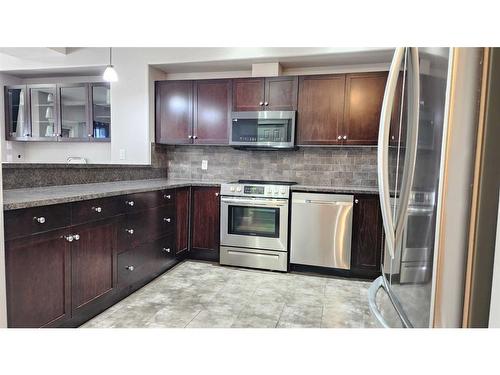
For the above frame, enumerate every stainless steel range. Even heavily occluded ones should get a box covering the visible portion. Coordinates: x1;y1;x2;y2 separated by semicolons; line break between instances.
219;180;296;272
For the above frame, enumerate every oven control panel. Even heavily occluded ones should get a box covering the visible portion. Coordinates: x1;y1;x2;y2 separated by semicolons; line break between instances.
220;183;291;198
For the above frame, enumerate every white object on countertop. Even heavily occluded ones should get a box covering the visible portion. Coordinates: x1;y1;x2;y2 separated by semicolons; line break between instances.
67;157;87;164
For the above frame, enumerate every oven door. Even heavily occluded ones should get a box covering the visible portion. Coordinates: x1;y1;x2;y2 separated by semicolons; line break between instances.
220;196;289;251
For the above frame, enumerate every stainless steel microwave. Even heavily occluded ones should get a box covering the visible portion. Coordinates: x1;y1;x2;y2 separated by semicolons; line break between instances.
229;111;296;149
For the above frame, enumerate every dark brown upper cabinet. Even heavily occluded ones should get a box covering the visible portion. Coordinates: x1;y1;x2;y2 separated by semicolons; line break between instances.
343;72;388;145
193;79;231;144
297;74;346;145
156;79;231;145
232;76;298;111
155;80;193;145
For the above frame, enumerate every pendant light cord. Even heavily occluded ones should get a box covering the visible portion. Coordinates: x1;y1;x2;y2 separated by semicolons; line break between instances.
109;47;112;66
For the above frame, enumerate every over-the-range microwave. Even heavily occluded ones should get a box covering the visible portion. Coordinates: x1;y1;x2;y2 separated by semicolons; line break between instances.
229;111;296;149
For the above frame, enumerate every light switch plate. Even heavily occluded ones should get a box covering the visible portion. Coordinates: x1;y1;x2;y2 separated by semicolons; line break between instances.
201;160;208;170
119;149;126;160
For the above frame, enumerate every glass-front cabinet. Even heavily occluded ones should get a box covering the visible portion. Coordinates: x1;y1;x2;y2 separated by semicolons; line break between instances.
4;85;30;140
4;82;111;142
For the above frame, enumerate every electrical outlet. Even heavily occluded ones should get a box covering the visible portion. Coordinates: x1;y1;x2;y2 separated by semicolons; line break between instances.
119;149;126;160
201;160;208;170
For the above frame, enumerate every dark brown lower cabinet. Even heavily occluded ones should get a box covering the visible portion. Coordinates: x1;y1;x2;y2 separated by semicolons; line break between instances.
5;228;71;328
71;219;117;316
351;194;384;277
176;187;190;255
190;186;220;260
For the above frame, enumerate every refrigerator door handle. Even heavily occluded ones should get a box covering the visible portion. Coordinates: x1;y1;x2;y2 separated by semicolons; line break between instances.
377;47;405;259
395;48;420;245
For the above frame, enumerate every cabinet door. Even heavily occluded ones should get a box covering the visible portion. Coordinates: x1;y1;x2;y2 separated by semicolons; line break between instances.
265;76;298;111
90;83;111;141
191;187;220;257
232;78;265;111
193;79;231;144
297;75;346;145
29;84;59;141
176;187;190;255
351;194;383;275
71;220;117;314
4;85;30;140
155;80;193;144
58;83;90;142
5;229;71;328
343;72;387;145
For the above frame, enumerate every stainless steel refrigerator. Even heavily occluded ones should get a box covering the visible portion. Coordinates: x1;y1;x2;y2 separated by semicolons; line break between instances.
368;47;485;328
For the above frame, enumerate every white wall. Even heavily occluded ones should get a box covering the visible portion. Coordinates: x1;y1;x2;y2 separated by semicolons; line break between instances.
0;47;392;165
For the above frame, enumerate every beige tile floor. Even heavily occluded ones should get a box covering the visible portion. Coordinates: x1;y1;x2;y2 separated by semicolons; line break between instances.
82;260;377;328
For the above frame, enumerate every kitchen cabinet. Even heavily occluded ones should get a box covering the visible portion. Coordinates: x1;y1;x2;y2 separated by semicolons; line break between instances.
4;82;110;142
190;186;220;260
71;220;117;315
5;228;71;328
232;76;298;111
351;194;384;277
176;187;190;255
155;80;193;144
343;72;388;145
297;74;346;145
193;79;231;144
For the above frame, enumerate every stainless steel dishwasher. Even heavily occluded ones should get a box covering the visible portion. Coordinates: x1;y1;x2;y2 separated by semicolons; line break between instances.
290;192;353;270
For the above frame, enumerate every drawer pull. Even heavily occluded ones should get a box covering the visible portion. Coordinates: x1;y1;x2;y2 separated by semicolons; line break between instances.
162;248;171;253
73;234;80;241
92;206;102;213
164;194;171;200
125;228;134;235
125;200;135;207
64;235;74;242
126;265;135;271
33;216;46;224
163;217;171;223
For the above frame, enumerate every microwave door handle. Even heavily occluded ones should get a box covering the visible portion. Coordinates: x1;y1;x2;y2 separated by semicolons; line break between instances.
395;48;420;246
377;47;406;260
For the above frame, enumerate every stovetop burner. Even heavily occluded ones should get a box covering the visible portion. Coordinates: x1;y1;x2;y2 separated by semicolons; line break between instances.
235;180;298;186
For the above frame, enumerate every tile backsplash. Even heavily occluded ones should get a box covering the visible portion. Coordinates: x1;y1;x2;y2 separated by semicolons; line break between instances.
166;146;378;188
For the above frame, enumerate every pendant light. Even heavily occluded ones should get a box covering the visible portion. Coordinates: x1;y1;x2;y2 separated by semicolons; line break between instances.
103;47;118;82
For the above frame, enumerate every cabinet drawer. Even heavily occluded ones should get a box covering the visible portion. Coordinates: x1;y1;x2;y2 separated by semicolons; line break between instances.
123;189;175;211
4;204;71;240
117;235;176;288
118;205;176;252
71;196;125;225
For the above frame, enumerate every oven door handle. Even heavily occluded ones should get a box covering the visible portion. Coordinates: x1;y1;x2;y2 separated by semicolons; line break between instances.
221;197;288;207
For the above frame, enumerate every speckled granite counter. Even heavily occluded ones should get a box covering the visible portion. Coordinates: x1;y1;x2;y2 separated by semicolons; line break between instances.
3;179;378;211
3;179;223;211
291;185;378;195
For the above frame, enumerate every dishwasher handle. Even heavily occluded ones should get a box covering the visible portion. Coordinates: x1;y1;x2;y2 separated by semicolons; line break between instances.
301;199;353;205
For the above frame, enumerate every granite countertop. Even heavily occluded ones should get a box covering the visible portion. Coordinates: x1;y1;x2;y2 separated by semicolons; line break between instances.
2;179;223;210
2;179;378;211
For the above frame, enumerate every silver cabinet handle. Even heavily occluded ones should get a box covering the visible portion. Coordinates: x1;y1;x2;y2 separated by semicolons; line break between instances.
33;216;46;224
264;102;269;106
193;135;198;139
354;199;359;204
259;101;264;106
125;228;134;234
162;248;171;253
163;194;171;200
125;200;134;207
88;134;93;137
126;265;134;271
92;206;102;213
188;135;193;139
343;135;347;140
215;192;219;197
64;235;74;242
377;47;406;260
163;218;171;223
337;135;342;140
73;234;80;241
